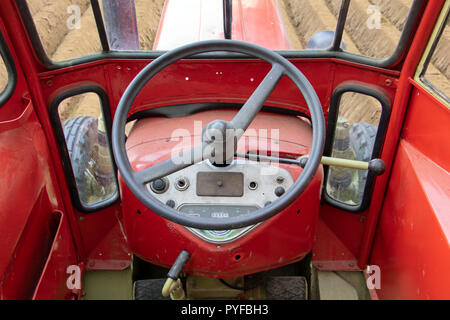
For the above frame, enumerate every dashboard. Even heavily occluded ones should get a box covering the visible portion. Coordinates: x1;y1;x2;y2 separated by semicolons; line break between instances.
146;159;294;243
121;110;321;276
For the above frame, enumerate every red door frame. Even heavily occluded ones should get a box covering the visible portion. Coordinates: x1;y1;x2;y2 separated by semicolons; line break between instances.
357;0;446;268
0;0;86;259
0;9;81;299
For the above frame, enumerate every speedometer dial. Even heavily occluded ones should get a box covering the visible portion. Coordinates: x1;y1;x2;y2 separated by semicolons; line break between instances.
178;204;259;243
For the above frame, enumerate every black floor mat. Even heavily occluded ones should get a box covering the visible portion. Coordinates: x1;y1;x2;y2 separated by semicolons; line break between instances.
134;279;170;300
265;276;307;300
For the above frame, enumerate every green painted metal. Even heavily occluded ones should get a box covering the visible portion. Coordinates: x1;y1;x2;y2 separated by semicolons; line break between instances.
82;267;133;300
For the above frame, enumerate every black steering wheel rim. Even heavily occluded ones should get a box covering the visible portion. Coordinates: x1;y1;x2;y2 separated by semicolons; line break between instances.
112;40;325;230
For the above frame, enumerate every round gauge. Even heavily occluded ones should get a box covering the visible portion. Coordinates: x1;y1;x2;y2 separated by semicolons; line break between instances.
178;204;259;243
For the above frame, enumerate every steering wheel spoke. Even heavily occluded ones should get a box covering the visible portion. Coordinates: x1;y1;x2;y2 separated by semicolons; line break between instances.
231;63;285;136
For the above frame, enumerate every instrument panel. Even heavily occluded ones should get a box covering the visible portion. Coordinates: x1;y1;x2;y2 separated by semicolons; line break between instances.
146;159;294;243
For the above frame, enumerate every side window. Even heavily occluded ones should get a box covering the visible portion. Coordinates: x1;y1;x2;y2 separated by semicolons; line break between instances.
55;91;118;210
0;51;7;94
324;88;390;211
0;31;14;107
420;10;450;105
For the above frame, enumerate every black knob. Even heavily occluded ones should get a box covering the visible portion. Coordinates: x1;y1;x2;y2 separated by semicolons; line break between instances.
275;187;285;197
152;179;167;193
368;159;386;176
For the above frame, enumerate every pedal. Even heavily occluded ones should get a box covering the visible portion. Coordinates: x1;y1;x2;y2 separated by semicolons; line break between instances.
134;279;171;300
265;276;308;300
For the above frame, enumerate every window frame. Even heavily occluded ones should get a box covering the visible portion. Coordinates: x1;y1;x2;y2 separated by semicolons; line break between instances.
50;85;119;213
415;2;450;106
16;0;424;71
0;25;17;107
323;83;391;213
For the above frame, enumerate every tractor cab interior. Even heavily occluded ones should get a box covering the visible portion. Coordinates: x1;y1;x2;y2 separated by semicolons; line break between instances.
0;0;449;300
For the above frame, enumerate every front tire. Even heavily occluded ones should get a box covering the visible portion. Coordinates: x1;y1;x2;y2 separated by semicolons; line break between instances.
349;122;377;199
63;116;115;205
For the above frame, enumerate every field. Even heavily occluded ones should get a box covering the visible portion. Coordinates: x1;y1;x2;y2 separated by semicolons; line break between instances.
0;0;448;125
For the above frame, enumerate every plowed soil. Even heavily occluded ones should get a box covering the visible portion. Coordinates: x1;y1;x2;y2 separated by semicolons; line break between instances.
0;0;447;125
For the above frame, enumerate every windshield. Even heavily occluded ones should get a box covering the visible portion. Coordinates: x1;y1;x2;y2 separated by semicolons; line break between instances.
24;0;418;64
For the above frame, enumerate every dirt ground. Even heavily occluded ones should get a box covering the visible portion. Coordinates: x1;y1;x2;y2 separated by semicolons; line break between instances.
0;60;6;93
0;0;448;125
280;0;449;124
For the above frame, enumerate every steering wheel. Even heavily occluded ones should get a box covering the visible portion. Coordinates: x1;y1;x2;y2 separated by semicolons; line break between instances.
112;40;325;230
